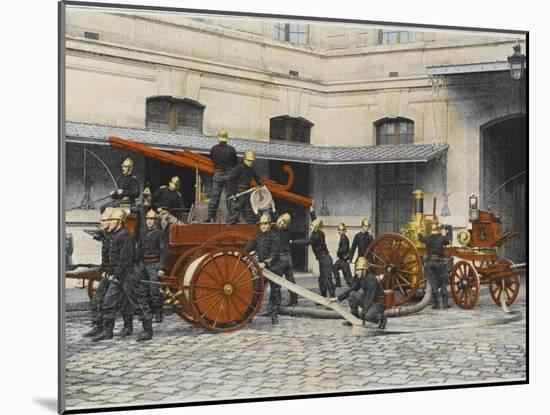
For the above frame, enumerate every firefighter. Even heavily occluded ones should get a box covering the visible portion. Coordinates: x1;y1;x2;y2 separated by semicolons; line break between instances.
206;129;238;223
83;208;114;337
333;223;353;287
137;209;168;323
100;158;140;213
271;213;298;307
226;150;265;224
153;176;184;220
348;218;374;265
245;214;282;324
329;257;387;329
290;202;336;298
419;223;452;309
92;208;153;342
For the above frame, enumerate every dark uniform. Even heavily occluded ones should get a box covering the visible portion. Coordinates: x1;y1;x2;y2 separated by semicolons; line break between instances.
94;227;153;341
100;174;140;213
245;230;281;322
419;232;451;308
333;234;353;287
348;230;374;263
207;142;238;221
291;211;336;298
153;186;184;219
271;227;298;306
337;270;386;326
136;226;168;320
84;230;111;337
226;161;264;224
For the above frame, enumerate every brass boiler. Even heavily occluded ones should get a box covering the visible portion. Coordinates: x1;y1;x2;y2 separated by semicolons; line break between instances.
400;189;439;248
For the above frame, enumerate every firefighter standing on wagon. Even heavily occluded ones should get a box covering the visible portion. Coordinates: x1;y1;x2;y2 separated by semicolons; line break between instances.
290;201;336;299
245;214;282;325
226;150;265;224
100;158;140;213
92;208;154;342
329;257;387;329
136;209;169;323
333;223;353;287
153;176;184;230
206;129;238;223
83;207;114;338
419;223;452;309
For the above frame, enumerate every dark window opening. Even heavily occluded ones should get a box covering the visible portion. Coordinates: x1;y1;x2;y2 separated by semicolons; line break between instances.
146;96;204;133
274;23;309;45
376;163;415;235
270;116;312;144
376;118;414;145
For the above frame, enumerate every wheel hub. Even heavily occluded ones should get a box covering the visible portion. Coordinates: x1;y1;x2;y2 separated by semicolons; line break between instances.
223;284;234;296
386;265;395;273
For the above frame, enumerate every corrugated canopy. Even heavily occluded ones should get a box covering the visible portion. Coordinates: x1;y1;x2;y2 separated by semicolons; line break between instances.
66;122;448;165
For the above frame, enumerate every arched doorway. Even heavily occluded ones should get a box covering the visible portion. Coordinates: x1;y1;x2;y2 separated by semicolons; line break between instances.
480;114;526;262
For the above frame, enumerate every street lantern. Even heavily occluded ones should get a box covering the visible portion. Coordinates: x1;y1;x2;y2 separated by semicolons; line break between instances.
507;44;526;80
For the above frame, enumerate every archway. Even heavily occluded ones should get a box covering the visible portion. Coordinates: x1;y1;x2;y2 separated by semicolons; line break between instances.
480;114;526;262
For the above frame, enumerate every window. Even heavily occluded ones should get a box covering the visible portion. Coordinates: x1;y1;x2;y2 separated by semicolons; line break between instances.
376;118;414;145
270;116;312;144
146;97;204;133
379;30;415;45
273;23;308;45
376;163;415;235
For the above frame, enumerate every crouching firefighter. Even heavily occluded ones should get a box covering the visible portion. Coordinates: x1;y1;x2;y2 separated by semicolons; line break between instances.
92;208;154;342
137;209;168;323
245;214;282;324
329;257;387;329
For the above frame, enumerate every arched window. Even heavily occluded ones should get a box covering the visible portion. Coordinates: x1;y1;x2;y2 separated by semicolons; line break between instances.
270;116;312;144
376;117;414;145
146;96;204;133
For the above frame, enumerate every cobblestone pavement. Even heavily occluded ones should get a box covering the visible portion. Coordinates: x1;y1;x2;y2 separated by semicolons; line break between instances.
64;283;526;411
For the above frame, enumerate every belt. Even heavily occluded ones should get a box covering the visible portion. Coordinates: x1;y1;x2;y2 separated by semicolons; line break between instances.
143;257;160;265
278;250;291;255
428;255;447;261
215;167;232;172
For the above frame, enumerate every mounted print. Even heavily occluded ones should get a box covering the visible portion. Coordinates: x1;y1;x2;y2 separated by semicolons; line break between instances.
59;1;528;413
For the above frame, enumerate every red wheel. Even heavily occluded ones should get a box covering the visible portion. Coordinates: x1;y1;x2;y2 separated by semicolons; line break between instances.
489;259;521;306
186;248;264;332
450;260;480;309
365;233;422;306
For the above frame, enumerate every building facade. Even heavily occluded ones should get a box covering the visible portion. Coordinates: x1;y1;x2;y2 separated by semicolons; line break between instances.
64;7;527;269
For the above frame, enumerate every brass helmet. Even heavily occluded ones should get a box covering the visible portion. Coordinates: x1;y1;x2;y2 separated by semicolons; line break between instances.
145;209;158;220
355;256;370;271
259;213;271;224
121;158;134;169
338;223;347;232
244;150;256;162
277;213;291;229
361;218;371;229
143;186;151;197
217;129;229;142
168;176;180;191
109;207;128;223
311;218;323;232
100;207;114;222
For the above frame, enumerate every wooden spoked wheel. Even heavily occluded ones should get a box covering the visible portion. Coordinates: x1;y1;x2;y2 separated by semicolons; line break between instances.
78;267;102;301
365;233;422;306
185;248;264;333
168;246;207;327
202;231;250;249
488;259;521;306
450;260;480;309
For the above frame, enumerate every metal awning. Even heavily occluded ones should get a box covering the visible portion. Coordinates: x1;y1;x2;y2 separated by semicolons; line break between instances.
65;121;448;165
